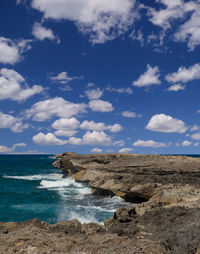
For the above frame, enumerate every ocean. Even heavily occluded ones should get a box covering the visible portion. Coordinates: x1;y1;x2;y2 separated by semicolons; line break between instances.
0;155;131;224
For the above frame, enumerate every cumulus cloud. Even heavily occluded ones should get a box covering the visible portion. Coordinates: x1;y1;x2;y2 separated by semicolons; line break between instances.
26;97;87;121
32;22;60;42
190;133;200;140
82;131;111;146
80;120;106;131
174;8;200;51
33;132;67;146
119;148;133;153
182;140;192;147
89;100;114;112
0;37;31;65
31;0;136;44
52;118;80;130
54;130;77;137
50;71;82;84
146;113;188;133
106;86;133;94
0;143;26;153
122;111;141;118
85;88;103;100
68;137;82;145
167;84;185;91
165;63;200;84
52;118;80;137
80;120;122;133
68;130;111;146
0;68;43;102
133;139;167;148
91;147;103;153
0;111;28;133
133;64;161;87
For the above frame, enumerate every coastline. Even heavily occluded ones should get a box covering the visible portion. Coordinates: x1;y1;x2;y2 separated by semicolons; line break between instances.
1;152;200;253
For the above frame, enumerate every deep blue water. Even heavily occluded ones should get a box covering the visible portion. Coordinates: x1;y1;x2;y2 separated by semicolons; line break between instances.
0;155;131;224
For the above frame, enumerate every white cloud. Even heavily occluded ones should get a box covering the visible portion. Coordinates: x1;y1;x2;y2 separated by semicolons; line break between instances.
54;130;77;137
31;0;136;44
33;132;67;146
82;131;111;146
108;124;123;133
0;143;26;153
32;22;60;43
85;88;103;100
80;120;122;133
190;133;200;140
0;37;31;65
0;111;28;133
146;113;188;133
80;120;106;131
52;118;80;130
167;84;185;91
182;140;192;147
133;139;167;148
119;148;133;153
67;131;111;146
147;0;196;30
190;125;200;132
194;142;199;147
91;147;103;153
114;140;125;147
52;118;80;137
122;111;141;118
165;63;200;83
174;8;200;51
133;64;161;87
0;68;43;102
26;97;87;121
106;86;133;94
68;137;82;145
89;99;114;112
50;71;82;84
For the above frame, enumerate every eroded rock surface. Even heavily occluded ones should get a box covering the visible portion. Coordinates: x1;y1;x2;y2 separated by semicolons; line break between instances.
1;153;200;253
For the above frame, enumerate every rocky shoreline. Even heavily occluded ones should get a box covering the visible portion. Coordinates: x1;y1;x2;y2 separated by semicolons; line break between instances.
1;152;200;253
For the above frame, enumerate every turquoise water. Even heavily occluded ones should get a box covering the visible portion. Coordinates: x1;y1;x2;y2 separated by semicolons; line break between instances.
0;155;130;224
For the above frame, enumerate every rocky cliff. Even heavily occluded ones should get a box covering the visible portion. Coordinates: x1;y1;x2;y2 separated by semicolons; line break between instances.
1;152;200;254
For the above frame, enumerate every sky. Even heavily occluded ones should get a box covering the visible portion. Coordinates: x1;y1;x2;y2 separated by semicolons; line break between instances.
1;0;200;154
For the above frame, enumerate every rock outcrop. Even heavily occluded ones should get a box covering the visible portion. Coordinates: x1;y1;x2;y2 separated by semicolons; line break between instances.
53;152;200;203
1;152;200;253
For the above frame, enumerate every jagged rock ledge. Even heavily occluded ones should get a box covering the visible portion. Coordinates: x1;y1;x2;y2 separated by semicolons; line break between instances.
1;152;200;253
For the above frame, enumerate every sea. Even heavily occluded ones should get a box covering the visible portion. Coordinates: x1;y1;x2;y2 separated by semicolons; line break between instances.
0;155;132;224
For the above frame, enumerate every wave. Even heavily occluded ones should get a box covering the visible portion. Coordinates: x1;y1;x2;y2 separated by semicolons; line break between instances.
39;177;92;202
48;155;56;159
3;173;63;181
68;211;102;224
76;204;116;213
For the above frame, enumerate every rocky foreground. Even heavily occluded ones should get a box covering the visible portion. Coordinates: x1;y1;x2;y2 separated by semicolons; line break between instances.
1;153;200;254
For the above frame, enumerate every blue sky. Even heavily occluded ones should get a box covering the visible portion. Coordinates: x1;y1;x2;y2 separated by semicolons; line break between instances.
1;0;200;154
